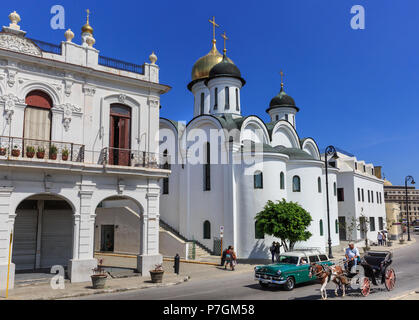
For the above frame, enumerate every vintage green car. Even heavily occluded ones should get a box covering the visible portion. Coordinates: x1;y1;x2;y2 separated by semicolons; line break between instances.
254;250;334;291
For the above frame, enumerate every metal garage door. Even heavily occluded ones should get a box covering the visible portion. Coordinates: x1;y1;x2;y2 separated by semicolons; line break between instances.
40;206;73;268
12;206;38;271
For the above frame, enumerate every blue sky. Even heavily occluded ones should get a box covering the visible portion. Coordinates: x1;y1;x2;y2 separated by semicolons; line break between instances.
3;0;418;185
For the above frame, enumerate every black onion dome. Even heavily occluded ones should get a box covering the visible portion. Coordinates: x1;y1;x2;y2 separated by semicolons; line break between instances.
266;88;299;112
205;54;246;86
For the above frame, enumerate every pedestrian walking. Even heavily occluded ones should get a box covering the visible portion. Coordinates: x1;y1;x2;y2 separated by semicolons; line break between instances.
269;242;276;263
274;241;282;262
377;232;383;246
382;231;387;246
230;246;237;271
224;246;232;270
220;248;227;266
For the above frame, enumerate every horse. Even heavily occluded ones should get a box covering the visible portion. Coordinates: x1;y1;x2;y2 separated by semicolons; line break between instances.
329;264;351;297
309;263;349;299
308;263;331;299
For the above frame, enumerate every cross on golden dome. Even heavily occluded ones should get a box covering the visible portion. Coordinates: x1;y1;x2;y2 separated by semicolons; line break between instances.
82;8;93;34
208;16;219;43
280;70;284;89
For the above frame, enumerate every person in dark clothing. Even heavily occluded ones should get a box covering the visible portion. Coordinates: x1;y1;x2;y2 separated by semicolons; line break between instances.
220;248;228;266
274;242;282;262
270;242;276;263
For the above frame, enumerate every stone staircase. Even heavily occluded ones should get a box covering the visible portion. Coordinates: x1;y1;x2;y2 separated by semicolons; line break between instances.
159;219;215;261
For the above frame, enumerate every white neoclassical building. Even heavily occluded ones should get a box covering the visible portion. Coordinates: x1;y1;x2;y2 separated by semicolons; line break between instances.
0;11;170;289
159;31;341;260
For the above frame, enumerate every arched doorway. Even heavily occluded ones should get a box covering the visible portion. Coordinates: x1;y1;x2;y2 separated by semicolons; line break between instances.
94;196;142;269
12;194;73;272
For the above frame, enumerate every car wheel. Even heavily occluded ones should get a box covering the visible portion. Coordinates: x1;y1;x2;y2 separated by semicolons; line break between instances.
283;277;295;291
259;281;269;288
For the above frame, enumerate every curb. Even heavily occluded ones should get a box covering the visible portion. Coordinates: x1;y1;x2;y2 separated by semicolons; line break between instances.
6;278;188;300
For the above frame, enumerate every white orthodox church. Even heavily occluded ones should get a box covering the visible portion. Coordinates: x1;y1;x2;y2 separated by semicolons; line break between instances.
159;26;342;260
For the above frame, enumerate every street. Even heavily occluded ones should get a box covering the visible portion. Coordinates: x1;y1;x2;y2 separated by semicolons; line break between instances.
69;234;419;300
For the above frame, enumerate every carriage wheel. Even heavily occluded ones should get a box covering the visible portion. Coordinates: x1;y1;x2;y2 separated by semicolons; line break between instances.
361;277;371;297
385;268;396;291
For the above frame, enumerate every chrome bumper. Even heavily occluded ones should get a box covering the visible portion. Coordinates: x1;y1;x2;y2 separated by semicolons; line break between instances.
255;274;287;285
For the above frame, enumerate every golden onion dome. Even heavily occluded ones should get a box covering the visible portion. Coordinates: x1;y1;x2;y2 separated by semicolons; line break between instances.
191;40;233;82
383;179;393;186
82;9;93;34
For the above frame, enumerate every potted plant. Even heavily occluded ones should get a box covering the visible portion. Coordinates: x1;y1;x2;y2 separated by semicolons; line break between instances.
0;147;7;156
36;146;45;159
150;264;164;283
11;145;20;157
62;147;69;161
26;145;35;158
49;144;58;160
91;258;107;289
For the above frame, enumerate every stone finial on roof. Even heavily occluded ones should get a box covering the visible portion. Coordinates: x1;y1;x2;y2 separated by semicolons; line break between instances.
8;11;21;30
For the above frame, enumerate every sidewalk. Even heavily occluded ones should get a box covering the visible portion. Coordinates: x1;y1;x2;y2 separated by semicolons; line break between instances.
0;260;255;300
331;237;416;262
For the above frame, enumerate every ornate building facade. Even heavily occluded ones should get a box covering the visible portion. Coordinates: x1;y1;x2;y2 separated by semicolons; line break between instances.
0;11;170;289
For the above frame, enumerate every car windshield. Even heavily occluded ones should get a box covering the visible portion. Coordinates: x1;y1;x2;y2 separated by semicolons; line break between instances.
278;255;299;264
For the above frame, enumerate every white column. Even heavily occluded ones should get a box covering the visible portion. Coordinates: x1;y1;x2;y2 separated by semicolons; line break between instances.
137;186;163;275
0;187;15;290
68;189;97;283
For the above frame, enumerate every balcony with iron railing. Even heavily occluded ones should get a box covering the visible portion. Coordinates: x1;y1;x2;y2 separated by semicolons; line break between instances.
0;136;169;171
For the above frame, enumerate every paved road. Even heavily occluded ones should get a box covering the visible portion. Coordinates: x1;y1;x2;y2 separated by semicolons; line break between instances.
72;234;419;300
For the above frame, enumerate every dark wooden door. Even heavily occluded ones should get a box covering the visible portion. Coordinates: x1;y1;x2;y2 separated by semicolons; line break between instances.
109;104;131;166
339;216;346;240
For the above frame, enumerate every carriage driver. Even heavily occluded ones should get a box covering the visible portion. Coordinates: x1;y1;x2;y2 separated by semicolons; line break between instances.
345;242;361;273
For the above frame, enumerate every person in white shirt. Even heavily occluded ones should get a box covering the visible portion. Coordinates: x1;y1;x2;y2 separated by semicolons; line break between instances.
377;232;383;246
345;242;360;272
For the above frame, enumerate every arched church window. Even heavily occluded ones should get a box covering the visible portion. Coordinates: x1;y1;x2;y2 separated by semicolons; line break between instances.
320;219;324;236
255;221;264;239
235;88;239;111
214;87;218;110
225;87;230;109
254;171;263;189
200;92;205;114
275;115;279;121
285;114;289;122
204;142;211;191
318;177;322;193
292;176;301;192
24;90;53;149
335;219;339;234
280;172;285;190
162;149;169;195
333;182;337;196
203;220;211;239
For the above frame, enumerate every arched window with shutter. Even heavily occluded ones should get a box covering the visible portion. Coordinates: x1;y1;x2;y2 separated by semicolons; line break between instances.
318;177;322;193
203;220;211;239
280;172;285;190
293;176;301;192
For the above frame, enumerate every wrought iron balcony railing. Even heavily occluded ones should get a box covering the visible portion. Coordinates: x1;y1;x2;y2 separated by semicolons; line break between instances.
0;136;84;162
98;55;144;74
0;137;169;171
99;147;169;169
28;38;62;55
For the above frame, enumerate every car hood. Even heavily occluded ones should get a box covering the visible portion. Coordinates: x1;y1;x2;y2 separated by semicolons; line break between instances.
255;263;297;274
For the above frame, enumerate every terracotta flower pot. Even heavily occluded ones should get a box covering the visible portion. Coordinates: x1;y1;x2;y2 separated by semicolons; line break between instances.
150;270;164;283
0;148;6;156
11;149;20;157
49;153;57;160
36;152;45;159
26;152;35;158
62;154;69;161
91;274;107;289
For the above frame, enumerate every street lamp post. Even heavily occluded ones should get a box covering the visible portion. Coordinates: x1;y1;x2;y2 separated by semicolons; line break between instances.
324;145;337;258
405;175;415;241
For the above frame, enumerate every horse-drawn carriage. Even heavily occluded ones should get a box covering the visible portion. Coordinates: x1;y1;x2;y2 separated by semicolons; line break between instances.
346;250;396;296
309;250;396;299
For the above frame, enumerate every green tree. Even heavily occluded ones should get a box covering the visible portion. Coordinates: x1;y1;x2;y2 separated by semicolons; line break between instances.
255;199;313;251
